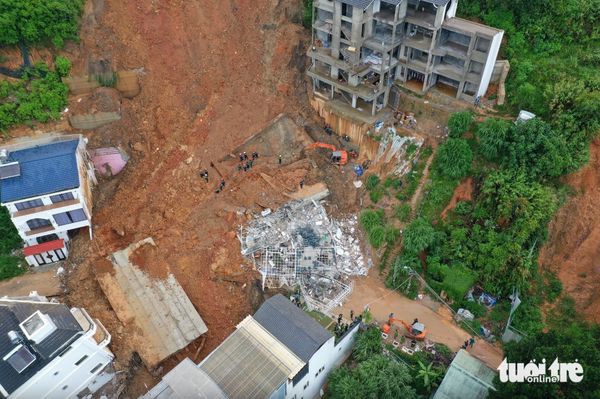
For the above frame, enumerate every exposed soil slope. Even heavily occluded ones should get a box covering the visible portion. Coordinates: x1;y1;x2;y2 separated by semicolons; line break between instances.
539;140;600;323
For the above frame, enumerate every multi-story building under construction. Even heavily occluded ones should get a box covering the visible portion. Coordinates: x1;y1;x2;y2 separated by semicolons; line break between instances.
307;0;504;115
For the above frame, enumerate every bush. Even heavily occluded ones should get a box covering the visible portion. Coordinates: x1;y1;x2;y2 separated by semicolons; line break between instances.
369;187;384;203
384;176;402;189
434;138;473;179
54;56;72;77
0;207;21;254
403;217;436;255
360;209;384;231
353;327;382;361
365;174;381;190
447;111;473;138
0;255;25;280
461;300;488;318
368;225;387;248
441;264;477;302
395;204;412;222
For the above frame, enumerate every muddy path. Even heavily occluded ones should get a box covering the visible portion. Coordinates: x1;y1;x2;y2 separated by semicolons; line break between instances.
333;271;504;369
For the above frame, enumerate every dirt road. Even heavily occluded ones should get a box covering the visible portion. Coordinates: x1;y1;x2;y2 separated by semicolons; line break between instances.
333;271;504;369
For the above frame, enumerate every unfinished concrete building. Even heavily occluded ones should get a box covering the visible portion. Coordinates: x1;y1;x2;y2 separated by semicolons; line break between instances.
308;0;504;115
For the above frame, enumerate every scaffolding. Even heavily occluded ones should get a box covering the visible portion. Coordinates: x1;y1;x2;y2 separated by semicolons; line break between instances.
239;200;369;315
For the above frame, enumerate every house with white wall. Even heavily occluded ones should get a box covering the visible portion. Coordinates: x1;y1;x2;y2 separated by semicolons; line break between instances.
0;134;96;267
142;294;360;399
0;293;114;399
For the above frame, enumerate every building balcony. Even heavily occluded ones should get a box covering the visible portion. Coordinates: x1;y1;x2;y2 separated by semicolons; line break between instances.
471;50;488;63
434;63;465;81
403;34;433;51
433;41;469;59
72;308;111;348
307;66;384;101
313;19;333;34
314;0;333;13
406;57;430;72
25;225;55;237
373;10;402;25
12;199;81;219
405;8;436;29
363;34;403;52
465;70;482;83
308;47;371;76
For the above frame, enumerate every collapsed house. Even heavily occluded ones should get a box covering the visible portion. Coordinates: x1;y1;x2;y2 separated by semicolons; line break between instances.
97;238;208;367
239;200;369;315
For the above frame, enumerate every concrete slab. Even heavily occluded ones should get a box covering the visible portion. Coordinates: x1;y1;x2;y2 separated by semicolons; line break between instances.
98;238;208;367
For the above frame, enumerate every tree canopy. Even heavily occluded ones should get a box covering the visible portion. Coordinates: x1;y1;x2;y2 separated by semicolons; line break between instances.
402;217;436;256
491;322;600;399
433;138;473;179
0;0;84;47
328;354;418;399
447;111;473;138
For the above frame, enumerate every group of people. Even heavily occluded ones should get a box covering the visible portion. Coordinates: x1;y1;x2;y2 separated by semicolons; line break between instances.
238;151;259;172
461;337;476;349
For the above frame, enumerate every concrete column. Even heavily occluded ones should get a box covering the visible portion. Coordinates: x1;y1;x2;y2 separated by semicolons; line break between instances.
365;4;374;38
352;94;357;108
383;87;390;108
350;6;363;44
331;85;335;99
434;5;447;28
457;81;465;98
398;1;407;19
331;66;339;79
331;2;342;59
371;98;377;115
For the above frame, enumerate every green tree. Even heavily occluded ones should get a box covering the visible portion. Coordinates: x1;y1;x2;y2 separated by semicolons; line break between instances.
416;361;442;392
0;0;84;48
447;111;473;138
476;118;510;161
491;323;600;399
352;327;382;362
328;355;418;399
434;139;473;179
0;207;21;254
403;217;436;256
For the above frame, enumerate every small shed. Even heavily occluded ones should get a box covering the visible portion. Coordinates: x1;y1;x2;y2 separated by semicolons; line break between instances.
433;349;497;399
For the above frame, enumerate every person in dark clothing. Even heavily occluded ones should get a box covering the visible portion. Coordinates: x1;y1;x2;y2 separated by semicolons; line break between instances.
412;318;418;326
278;154;282;164
252;151;259;159
242;152;248;160
200;169;208;182
299;179;304;189
239;153;244;162
469;337;475;348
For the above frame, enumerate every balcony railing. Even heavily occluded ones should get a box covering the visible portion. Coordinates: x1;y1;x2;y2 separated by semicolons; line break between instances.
13;199;80;218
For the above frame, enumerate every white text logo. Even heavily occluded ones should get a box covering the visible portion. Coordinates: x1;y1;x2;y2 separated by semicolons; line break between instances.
498;358;583;383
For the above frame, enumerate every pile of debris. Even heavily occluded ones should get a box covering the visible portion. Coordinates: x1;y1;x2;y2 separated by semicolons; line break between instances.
375;126;424;176
238;200;369;315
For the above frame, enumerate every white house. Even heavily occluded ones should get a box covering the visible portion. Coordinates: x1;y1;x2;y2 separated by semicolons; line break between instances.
0;134;96;267
142;294;360;399
0;293;114;399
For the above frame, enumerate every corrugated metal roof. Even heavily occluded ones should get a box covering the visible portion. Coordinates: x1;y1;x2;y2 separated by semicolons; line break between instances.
433;350;496;399
0;300;82;395
199;317;304;399
253;294;332;362
0;140;80;203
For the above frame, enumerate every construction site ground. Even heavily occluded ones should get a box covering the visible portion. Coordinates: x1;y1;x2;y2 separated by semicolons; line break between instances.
1;0;599;396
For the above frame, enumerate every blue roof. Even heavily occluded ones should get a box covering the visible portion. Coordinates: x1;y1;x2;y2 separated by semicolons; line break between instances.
0;140;81;203
254;294;332;362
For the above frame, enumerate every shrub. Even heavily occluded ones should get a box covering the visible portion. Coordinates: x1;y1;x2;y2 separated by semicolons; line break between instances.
369;187;384;203
54;56;72;77
461;300;488;318
366;174;381;190
368;225;387;248
0;255;25;280
441;264;477;302
434;138;473;179
447;111;473;138
360;209;384;231
395;204;411;222
403;217;436;255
